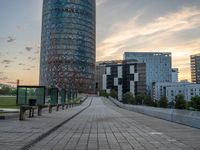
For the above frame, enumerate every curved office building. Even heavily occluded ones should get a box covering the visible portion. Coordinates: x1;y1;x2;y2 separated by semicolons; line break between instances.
40;0;96;93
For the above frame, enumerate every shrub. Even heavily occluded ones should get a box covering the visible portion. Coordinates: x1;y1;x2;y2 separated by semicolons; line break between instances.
159;96;168;108
122;92;135;104
143;94;154;106
191;96;200;111
135;93;146;105
175;94;186;109
110;89;117;99
99;90;109;98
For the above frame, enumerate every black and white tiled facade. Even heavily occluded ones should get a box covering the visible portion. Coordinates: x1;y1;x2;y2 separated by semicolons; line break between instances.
103;61;146;100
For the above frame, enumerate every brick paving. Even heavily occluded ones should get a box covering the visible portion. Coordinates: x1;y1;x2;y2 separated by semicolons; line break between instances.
0;97;91;150
30;97;197;150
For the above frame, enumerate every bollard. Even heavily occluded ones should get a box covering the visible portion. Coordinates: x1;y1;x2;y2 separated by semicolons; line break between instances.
56;105;59;111
49;105;52;113
38;106;42;116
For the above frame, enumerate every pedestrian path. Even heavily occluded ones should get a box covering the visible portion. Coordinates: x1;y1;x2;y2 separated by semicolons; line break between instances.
30;97;197;150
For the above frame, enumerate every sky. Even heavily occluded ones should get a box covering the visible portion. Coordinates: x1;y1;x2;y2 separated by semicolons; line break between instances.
0;0;200;86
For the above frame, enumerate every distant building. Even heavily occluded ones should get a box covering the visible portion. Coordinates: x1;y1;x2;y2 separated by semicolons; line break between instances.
102;60;146;100
153;82;200;102
95;60;123;92
172;68;179;82
191;54;200;84
124;52;172;94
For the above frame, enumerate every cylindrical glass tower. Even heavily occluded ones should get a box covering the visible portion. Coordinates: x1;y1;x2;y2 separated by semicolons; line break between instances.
40;0;96;93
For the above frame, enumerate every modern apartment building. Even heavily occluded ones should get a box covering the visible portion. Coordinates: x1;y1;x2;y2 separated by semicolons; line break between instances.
124;52;172;94
40;0;96;93
191;54;200;84
95;60;123;92
172;68;179;82
153;82;200;102
102;60;146;100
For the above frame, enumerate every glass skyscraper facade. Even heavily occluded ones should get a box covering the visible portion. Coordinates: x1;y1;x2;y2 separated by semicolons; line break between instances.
40;0;96;93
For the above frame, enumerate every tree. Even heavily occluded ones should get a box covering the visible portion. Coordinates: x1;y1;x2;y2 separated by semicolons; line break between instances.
122;92;135;104
135;93;147;105
143;94;154;106
0;85;10;95
159;96;168;108
110;89;117;99
10;88;17;95
99;90;109;98
168;100;175;109
191;96;200;111
175;94;186;109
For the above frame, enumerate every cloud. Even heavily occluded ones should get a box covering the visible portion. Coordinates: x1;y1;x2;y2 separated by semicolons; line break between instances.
23;68;31;71
1;59;13;64
31;66;36;68
7;36;16;42
25;47;32;51
4;65;9;68
28;57;36;61
0;72;3;74
6;81;17;85
34;50;40;54
18;63;26;66
97;7;200;60
0;77;8;81
96;0;107;6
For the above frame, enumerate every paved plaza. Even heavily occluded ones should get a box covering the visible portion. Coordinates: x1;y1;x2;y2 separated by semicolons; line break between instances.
1;97;200;150
31;97;199;150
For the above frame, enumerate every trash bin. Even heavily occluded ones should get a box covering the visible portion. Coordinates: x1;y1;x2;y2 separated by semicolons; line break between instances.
29;99;37;106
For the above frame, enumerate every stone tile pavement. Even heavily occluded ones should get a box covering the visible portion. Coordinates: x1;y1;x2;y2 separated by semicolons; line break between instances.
104;97;200;150
30;97;198;150
0;97;92;150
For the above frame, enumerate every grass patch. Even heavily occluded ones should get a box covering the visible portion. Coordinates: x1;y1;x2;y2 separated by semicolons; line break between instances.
0;96;19;109
66;97;81;104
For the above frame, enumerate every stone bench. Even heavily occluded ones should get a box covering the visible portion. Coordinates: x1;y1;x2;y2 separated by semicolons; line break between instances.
19;105;37;120
19;105;47;120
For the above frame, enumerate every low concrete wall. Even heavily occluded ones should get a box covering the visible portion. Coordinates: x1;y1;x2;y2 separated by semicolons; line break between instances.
109;97;200;129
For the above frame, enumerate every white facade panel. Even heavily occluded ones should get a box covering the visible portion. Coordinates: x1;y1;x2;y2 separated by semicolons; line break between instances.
134;73;139;81
118;85;123;101
106;67;111;75
130;65;135;74
118;66;122;78
130;81;135;96
114;78;118;86
102;74;107;90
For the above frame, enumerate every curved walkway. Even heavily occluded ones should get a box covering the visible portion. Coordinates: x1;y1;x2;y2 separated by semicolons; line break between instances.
30;97;200;150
